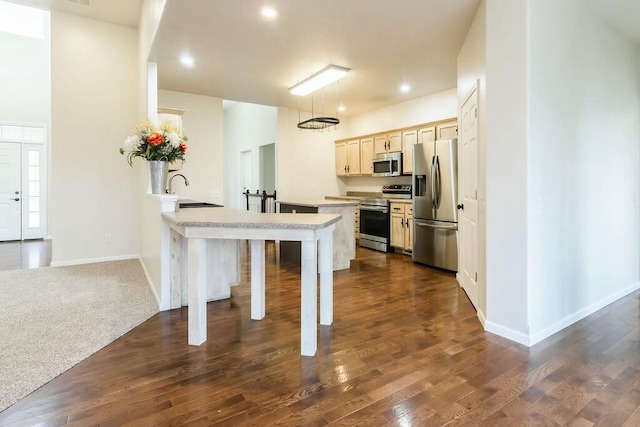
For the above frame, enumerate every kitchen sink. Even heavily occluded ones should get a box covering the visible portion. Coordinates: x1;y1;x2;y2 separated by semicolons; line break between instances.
178;201;223;208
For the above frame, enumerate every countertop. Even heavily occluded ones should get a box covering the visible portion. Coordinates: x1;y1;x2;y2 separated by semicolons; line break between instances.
325;195;413;204
277;199;358;208
162;207;341;230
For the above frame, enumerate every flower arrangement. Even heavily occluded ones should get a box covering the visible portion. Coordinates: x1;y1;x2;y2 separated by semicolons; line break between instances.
120;119;188;166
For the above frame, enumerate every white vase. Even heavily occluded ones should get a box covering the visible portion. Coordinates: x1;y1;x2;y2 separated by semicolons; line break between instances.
149;160;168;194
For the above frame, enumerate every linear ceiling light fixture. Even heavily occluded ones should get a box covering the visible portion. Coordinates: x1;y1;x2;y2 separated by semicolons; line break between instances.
289;65;350;96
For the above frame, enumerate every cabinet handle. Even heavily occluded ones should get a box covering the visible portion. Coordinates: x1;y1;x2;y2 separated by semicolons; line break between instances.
347;165;350;173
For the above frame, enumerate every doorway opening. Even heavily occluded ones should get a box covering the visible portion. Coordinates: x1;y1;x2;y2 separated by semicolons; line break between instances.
0;124;48;242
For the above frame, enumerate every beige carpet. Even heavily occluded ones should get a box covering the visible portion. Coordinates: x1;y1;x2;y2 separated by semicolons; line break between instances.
0;260;159;412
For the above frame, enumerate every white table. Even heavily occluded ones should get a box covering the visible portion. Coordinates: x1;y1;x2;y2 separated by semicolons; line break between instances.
162;207;341;356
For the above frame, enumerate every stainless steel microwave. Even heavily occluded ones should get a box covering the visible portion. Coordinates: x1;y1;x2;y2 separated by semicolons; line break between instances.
372;152;402;177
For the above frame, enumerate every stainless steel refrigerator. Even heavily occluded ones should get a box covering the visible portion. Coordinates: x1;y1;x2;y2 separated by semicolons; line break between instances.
412;138;458;271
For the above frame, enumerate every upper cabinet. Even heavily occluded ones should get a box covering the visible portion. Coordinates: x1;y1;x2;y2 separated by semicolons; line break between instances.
335;142;347;176
418;126;436;144
360;137;374;176
334;117;456;178
374;132;402;154
401;129;418;175
335;139;361;176
436;120;458;140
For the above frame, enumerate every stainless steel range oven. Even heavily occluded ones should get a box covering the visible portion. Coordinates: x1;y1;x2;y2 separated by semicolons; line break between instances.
359;198;390;252
359;184;412;252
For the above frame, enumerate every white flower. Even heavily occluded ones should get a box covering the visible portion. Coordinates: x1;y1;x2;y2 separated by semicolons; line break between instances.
166;132;182;149
123;135;142;151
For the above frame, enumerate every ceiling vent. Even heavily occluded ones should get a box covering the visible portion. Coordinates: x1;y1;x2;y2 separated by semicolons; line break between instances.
66;0;91;6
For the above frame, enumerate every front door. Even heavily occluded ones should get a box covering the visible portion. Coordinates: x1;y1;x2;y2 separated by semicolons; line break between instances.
0;142;22;241
458;84;479;310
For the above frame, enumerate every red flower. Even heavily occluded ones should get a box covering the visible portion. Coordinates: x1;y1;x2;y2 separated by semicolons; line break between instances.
147;132;164;146
180;142;188;154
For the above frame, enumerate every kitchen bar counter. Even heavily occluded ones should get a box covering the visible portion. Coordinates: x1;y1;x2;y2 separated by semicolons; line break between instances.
162;207;341;356
325;195;413;203
277;200;356;270
277;199;358;207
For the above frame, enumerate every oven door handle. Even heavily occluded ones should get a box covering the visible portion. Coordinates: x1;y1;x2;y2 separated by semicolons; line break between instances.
360;206;389;213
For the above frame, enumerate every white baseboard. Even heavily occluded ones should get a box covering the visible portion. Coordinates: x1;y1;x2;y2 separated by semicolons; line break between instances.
477;308;486;327
484;320;530;346
139;258;162;310
484;281;640;347
528;281;640;346
50;254;139;267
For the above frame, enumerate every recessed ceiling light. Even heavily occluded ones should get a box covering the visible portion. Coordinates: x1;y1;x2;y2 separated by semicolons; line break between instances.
261;6;279;19
400;84;411;93
180;55;194;68
338;105;346;112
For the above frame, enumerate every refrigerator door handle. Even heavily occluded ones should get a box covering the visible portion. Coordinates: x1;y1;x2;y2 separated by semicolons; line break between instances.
430;155;437;209
415;221;457;230
435;155;441;209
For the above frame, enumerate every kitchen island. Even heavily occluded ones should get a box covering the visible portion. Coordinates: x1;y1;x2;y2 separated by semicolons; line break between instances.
162;207;341;356
277;199;357;270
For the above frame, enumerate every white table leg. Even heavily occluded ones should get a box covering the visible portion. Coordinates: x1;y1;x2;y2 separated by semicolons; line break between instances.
319;232;333;325
300;240;318;356
188;238;207;345
251;239;265;320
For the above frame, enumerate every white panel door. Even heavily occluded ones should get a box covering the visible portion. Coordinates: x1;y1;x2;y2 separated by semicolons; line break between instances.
459;85;479;310
0;142;22;241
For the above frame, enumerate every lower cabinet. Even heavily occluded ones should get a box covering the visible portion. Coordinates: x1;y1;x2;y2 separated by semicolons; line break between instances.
355;204;360;240
390;203;412;252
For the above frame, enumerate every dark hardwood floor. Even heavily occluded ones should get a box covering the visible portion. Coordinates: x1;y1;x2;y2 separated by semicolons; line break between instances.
2;243;640;425
0;239;51;271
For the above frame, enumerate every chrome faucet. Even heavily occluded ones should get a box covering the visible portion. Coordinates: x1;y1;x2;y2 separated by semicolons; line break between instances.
166;174;190;194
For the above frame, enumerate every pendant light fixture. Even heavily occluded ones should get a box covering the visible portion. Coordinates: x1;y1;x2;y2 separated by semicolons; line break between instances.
290;65;349;131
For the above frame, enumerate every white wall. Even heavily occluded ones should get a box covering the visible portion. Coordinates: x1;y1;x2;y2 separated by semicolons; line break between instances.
0;26;50;125
158;90;224;204
224;102;277;208
276;106;347;201
50;11;139;265
482;0;530;342
346;88;458;136
527;0;640;342
457;0;487;320
0;10;51;236
139;0;167;63
276;89;458;200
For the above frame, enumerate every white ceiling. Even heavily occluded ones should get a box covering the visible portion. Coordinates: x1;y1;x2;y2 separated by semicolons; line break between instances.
150;0;481;116
11;0;143;27
11;0;640;117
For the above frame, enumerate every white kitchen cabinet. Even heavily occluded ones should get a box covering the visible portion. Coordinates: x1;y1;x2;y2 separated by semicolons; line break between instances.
402;129;418;174
405;205;413;252
335;139;361;176
335;142;347;176
390;202;412;252
360;137;374;175
355;204;360;240
374;131;402;154
437;120;458;140
418;126;436;144
346;140;361;175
